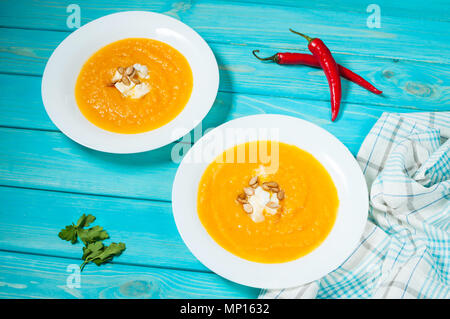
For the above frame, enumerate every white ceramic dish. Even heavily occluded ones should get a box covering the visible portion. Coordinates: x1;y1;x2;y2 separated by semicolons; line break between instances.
41;11;219;153
172;114;368;289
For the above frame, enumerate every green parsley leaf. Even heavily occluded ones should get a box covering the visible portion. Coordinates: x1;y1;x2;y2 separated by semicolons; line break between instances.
59;214;126;272
78;225;109;245
81;242;126;270
82;241;104;260
95;242;126;263
76;214;96;228
58;224;78;244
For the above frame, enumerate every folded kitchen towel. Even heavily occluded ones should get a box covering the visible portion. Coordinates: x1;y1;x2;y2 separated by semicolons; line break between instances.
260;112;450;299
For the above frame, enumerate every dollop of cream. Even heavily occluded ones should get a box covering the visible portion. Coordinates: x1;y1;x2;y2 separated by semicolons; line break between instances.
133;63;150;79
247;186;279;223
112;64;150;99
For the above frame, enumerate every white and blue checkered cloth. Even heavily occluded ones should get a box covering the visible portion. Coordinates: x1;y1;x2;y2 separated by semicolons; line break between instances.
260;112;450;299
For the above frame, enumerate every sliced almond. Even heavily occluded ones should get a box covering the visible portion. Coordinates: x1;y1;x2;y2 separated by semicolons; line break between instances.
109;76;123;86
236;193;248;204
243;203;253;214
249;176;258;186
262;184;271;191
265;181;278;188
243;187;255;196
277;190;285;200
131;76;141;84
121;76;130;86
271;187;280;193
266;201;279;209
125;66;135;76
117;67;124;75
237;198;248;204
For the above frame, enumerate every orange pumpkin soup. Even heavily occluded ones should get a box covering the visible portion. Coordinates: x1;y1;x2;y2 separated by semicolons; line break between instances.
75;38;193;134
197;141;339;263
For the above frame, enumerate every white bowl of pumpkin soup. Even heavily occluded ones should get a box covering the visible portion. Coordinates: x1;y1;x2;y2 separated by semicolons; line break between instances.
42;11;218;153
172;114;368;289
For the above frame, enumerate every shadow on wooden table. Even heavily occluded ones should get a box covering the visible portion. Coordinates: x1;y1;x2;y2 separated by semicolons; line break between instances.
196;51;234;138
72;139;179;166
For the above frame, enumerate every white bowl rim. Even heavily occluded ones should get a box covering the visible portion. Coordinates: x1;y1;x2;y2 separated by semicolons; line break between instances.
41;11;219;154
172;114;369;289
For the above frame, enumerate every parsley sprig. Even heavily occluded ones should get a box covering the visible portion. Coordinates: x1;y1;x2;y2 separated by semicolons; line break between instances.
58;214;126;271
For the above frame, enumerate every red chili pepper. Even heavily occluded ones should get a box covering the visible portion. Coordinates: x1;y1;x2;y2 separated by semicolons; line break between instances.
289;29;341;121
252;50;382;95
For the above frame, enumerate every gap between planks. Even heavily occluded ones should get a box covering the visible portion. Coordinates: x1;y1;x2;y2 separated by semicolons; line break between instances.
0;184;173;204
0;248;214;275
1;19;449;66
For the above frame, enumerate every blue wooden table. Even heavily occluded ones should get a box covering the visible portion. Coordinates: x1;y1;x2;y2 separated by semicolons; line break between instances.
0;0;448;298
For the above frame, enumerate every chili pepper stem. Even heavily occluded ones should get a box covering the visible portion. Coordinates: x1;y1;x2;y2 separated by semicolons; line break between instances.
252;50;278;62
289;28;313;43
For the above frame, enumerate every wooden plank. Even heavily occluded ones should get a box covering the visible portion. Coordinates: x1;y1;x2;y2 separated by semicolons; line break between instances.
0;72;446;177
0;186;205;271
0;127;178;201
0;251;259;298
0;91;431;203
1;29;448;111
0;0;177;30
0;74;56;130
217;46;449;110
0;0;449;63
227;0;450;22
